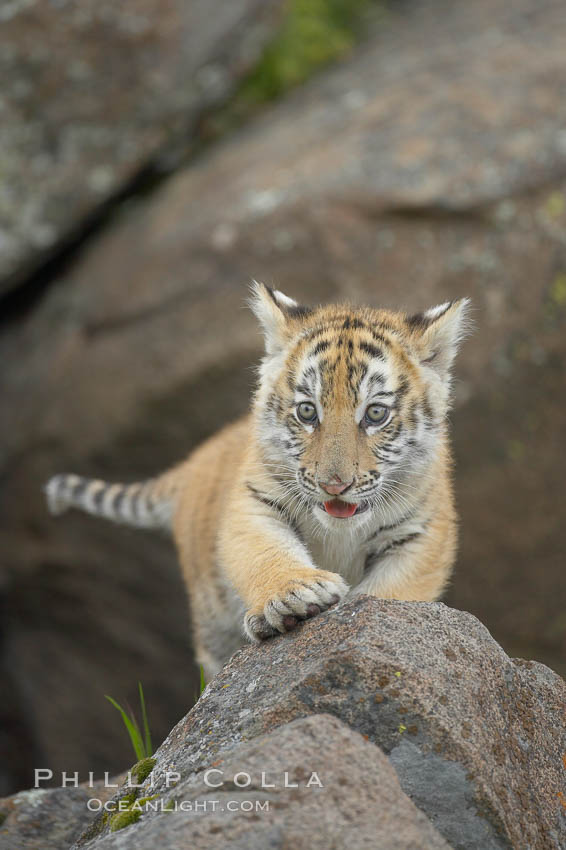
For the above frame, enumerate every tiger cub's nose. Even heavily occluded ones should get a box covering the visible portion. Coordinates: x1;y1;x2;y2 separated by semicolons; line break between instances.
319;477;353;496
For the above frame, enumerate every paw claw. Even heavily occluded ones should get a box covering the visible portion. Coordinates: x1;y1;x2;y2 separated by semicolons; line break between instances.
244;613;278;642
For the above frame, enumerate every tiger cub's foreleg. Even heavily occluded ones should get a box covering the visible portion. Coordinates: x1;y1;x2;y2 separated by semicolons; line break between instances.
217;485;348;642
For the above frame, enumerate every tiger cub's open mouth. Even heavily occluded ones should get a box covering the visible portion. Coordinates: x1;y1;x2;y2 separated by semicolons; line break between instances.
323;499;369;518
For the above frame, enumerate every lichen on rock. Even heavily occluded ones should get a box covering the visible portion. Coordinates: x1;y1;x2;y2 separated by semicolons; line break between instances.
130;757;156;786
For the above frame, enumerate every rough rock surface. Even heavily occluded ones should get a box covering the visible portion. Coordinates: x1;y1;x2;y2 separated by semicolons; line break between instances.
0;0;285;291
76;715;451;850
72;598;566;850
0;777;120;850
2;0;566;794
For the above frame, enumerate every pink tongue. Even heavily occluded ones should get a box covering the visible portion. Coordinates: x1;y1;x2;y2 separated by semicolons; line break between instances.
324;499;358;518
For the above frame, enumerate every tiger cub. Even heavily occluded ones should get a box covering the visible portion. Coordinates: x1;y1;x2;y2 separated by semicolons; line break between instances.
46;283;470;678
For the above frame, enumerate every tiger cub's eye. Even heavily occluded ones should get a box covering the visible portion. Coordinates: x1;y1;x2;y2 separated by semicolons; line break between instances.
365;403;389;426
297;402;317;423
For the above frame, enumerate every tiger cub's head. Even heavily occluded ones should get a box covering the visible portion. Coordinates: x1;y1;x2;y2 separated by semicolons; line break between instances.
250;282;469;527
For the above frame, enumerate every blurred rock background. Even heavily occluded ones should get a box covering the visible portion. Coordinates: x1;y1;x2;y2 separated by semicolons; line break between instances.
1;0;565;796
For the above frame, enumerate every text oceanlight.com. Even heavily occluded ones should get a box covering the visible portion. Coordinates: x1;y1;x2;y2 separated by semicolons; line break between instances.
34;768;324;816
87;798;271;814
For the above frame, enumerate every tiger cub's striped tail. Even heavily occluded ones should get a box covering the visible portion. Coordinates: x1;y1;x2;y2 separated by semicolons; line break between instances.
44;466;182;531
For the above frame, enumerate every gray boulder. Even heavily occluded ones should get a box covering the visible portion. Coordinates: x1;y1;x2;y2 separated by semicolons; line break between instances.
75;715;451;850
73;598;566;850
0;777;122;850
0;0;285;291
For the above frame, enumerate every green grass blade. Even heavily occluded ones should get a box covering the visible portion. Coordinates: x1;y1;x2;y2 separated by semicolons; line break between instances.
125;708;144;759
138;681;153;757
105;694;145;760
200;665;206;695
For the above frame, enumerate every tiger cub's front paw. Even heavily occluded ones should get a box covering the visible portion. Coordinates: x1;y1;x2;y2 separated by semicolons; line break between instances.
243;570;349;643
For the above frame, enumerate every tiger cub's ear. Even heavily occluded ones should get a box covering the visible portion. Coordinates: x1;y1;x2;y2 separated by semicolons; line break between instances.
248;281;311;356
407;298;471;378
